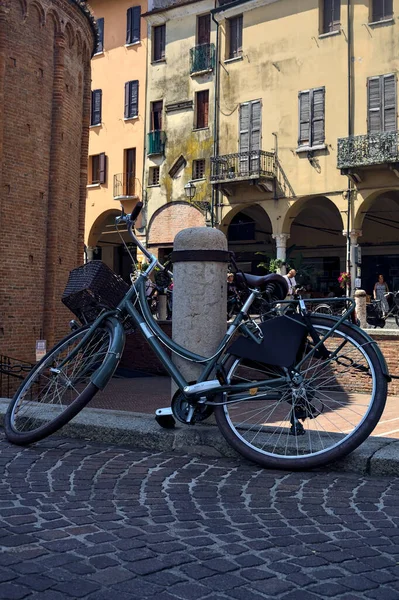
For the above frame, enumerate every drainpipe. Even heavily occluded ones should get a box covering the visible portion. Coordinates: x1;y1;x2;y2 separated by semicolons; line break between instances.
211;7;220;228
346;0;353;295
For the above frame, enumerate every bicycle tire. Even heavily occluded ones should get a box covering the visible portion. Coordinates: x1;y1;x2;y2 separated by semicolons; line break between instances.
395;314;399;328
313;304;333;315
4;321;118;446
214;315;387;470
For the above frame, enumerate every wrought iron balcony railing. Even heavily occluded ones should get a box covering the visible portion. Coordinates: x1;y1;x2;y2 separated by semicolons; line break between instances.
337;131;399;170
147;130;166;156
113;173;139;198
190;43;215;74
211;150;276;183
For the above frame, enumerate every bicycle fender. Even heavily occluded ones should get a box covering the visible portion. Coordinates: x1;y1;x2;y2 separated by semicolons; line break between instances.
91;317;126;390
315;315;391;382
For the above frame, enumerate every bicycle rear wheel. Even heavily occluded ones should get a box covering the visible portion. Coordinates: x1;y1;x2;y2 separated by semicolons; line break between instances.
214;315;387;470
5;321;118;445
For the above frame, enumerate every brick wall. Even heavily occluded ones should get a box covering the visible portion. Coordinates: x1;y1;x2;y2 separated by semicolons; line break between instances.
0;0;94;362
121;325;399;397
148;202;205;247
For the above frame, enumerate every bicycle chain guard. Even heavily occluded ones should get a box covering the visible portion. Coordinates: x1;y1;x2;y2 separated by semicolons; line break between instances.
171;389;214;424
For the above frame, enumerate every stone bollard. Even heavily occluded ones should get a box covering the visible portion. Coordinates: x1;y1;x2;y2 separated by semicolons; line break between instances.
158;294;168;320
354;289;367;329
171;227;228;388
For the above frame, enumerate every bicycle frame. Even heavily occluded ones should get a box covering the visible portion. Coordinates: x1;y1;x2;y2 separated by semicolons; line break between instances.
60;217;381;404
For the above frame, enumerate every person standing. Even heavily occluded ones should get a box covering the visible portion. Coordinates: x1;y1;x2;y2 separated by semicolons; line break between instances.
283;269;297;298
373;274;389;316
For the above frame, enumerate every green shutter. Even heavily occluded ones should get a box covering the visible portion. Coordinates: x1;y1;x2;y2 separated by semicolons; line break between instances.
132;6;141;43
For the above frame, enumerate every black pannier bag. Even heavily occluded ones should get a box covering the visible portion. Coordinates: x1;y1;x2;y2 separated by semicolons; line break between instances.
62;261;130;325
366;303;385;328
228;314;308;368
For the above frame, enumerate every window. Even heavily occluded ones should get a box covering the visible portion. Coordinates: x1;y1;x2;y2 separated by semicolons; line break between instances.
153;24;166;61
149;166;160;186
195;90;209;129
197;14;211;45
96;18;104;53
90;153;106;184
298;87;325;148
227;15;243;59
371;0;393;22
320;0;340;34
368;74;396;133
90;89;102;126
193;159;206;180
169;155;187;178
126;6;141;44
150;101;163;130
124;148;136;195
124;80;139;119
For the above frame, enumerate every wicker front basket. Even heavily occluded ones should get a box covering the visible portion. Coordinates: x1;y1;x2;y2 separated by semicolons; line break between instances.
62;261;130;324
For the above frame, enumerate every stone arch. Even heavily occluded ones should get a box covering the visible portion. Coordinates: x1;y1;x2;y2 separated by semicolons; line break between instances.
65;22;75;49
29;0;45;26
76;30;83;56
282;195;345;235
282;195;347;292
46;8;62;34
354;189;399;295
147;202;205;247
354;188;399;229
221;203;274;274
87;209;122;248
16;0;28;19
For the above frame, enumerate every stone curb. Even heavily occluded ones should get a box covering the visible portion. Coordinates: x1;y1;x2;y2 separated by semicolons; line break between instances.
1;398;398;475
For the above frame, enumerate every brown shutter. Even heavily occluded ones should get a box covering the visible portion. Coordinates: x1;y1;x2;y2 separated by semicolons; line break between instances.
99;152;106;184
383;74;396;132
196;91;208;128
368;76;382;133
311;87;325;145
197;14;211;45
298;91;310;145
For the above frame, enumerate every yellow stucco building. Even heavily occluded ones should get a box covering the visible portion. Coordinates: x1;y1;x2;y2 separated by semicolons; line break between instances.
85;0;147;279
143;0;399;297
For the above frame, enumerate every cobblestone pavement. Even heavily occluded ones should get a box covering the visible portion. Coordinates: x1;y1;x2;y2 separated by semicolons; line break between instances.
1;438;399;600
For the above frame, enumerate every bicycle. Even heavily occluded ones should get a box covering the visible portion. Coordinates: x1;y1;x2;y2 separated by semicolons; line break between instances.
366;293;399;328
4;204;392;470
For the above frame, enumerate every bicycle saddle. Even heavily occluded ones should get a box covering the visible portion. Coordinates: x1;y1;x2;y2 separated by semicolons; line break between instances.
235;272;288;299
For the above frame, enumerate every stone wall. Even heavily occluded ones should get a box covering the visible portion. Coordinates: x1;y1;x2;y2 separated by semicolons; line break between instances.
0;0;96;361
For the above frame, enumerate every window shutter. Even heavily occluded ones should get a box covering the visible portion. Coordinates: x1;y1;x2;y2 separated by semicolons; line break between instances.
130;80;139;117
383;74;396;132
126;7;132;43
124;83;129;118
368;76;382;133
372;0;392;21
250;100;261;152
132;6;141;43
96;18;104;52
99;152;106;184
298;91;311;146
239;102;250;153
312;87;325;145
197;14;211;45
91;89;102;125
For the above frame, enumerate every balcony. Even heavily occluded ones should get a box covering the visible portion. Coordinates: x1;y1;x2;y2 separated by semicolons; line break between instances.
190;43;215;75
113;173;140;199
147;130;166;156
211;151;276;184
337;131;399;174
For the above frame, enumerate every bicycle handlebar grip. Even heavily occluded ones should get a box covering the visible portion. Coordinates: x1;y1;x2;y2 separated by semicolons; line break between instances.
130;202;143;223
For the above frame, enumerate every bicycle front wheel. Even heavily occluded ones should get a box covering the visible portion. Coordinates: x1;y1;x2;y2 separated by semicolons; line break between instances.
5;321;118;445
214;316;387;470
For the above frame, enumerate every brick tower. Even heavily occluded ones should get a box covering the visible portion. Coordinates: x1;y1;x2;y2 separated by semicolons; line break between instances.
0;0;96;362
